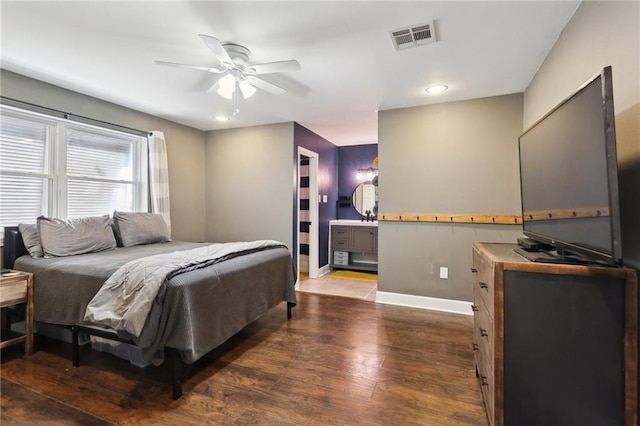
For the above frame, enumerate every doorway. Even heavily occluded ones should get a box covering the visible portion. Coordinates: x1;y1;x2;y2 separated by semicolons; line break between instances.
297;147;319;280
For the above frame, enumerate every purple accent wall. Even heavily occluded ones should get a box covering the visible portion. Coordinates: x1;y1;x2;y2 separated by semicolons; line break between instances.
337;144;378;220
293;123;338;268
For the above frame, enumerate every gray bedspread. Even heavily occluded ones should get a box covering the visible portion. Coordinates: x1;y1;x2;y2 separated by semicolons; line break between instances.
85;240;287;339
14;241;297;364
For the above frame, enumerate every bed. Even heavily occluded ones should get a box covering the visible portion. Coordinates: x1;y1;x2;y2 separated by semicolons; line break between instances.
3;223;296;399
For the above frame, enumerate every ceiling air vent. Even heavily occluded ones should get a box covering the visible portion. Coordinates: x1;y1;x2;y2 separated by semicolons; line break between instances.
389;21;436;51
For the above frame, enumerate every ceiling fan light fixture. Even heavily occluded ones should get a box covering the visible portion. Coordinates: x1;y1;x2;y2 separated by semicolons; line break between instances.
215;115;230;122
217;87;234;99
218;74;236;90
217;74;236;99
238;79;257;99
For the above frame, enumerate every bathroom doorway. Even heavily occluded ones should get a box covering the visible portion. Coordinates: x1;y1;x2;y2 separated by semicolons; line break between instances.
297;147;319;280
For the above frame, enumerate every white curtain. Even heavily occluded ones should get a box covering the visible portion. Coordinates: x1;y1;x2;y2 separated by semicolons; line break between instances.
148;131;171;232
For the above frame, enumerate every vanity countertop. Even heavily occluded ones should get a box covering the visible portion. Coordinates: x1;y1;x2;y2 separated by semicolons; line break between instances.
330;219;378;227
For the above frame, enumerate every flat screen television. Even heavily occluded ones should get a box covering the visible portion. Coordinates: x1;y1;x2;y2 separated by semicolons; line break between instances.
517;66;622;266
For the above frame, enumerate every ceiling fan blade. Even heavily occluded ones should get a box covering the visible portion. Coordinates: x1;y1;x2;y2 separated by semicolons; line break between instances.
198;34;234;67
154;61;225;74
245;60;301;75
245;76;286;96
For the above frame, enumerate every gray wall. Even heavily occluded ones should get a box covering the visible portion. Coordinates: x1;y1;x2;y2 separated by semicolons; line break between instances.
523;1;640;269
0;70;207;244
523;1;639;127
204;123;294;249
378;94;524;302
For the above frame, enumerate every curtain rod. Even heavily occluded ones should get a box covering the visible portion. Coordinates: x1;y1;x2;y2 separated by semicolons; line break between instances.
0;96;152;137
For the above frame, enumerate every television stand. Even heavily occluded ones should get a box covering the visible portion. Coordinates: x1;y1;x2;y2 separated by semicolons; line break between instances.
473;242;637;425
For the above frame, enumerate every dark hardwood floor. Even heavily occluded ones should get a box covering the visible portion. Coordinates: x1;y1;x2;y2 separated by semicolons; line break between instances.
1;292;487;425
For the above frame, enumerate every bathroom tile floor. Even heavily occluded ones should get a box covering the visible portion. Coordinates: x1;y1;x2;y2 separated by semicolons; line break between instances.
296;271;377;301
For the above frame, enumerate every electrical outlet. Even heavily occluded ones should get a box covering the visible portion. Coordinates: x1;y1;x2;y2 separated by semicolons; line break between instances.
439;267;449;279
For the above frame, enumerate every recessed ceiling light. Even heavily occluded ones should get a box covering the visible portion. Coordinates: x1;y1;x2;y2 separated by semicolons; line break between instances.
215;115;230;122
426;84;448;94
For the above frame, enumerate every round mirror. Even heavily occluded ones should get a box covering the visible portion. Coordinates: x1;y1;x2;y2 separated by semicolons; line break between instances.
352;181;378;217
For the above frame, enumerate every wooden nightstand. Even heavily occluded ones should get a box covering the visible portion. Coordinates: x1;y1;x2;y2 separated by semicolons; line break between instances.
0;270;34;355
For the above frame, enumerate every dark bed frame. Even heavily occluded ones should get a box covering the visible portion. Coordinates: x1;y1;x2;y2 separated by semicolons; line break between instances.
3;226;294;399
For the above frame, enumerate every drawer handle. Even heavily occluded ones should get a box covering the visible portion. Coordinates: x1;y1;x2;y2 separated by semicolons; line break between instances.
470;267;478;273
480;376;489;386
479;282;488;289
479;328;488;337
472;342;479;351
471;304;479;312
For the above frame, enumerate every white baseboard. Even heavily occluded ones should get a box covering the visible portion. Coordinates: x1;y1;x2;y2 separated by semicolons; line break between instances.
318;264;331;277
375;291;473;316
296;264;332;288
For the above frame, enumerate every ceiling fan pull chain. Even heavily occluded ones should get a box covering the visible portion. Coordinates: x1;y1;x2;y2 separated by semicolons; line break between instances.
233;81;239;116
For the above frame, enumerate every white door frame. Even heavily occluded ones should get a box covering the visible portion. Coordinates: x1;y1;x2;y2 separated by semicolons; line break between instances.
297;147;319;280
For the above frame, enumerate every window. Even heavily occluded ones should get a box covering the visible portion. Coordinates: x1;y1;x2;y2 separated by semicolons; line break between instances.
0;105;148;241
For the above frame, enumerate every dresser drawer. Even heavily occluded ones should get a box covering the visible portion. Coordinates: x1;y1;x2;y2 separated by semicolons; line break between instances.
475;350;495;424
473;293;494;377
0;278;28;308
473;248;495;320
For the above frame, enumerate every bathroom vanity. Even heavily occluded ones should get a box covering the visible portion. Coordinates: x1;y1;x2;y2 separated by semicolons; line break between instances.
329;220;378;272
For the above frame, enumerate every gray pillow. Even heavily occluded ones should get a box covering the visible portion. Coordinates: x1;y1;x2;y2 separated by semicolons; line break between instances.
113;211;171;247
38;215;117;258
18;223;44;258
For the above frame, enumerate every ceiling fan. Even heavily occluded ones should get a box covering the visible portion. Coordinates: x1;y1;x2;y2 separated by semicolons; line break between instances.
155;34;301;115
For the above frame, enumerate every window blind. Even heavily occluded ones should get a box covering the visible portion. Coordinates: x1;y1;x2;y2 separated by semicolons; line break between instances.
0;114;52;228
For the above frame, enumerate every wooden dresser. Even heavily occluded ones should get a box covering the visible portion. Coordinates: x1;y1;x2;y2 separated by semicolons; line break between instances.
471;242;637;426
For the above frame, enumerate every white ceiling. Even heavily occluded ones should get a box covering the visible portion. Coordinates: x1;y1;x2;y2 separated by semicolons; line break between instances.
0;1;580;146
